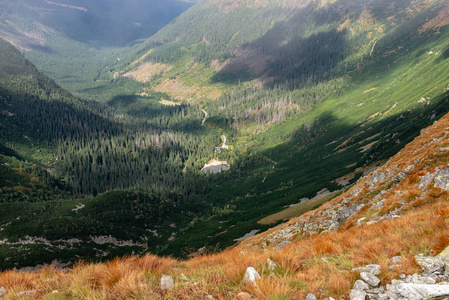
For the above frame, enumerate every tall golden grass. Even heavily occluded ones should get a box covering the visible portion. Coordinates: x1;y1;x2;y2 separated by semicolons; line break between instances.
2;196;445;299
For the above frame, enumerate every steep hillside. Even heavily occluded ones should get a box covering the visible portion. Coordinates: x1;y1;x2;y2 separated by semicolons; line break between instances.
146;0;449;257
0;38;222;268
1;100;449;299
118;0;447;101
0;0;193;48
0;0;194;91
2;0;449;272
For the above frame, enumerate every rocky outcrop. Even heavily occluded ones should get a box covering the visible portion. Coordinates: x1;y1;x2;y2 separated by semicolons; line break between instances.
248;115;449;253
433;166;449;190
360;272;380;287
262;190;366;248
350;246;449;300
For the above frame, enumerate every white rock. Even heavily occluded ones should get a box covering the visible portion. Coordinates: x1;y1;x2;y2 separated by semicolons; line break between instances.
390;256;402;263
160;274;175;290
415;255;445;273
388;264;402;271
422;276;436;284
17;290;37;297
352;264;381;275
360;272;380;287
349;289;366;300
377;294;389;300
386;290;399;300
397;283;449;299
0;287;6;298
366;264;381;275
305;293;317;300
237;292;252;299
242;267;261;285
353;280;369;291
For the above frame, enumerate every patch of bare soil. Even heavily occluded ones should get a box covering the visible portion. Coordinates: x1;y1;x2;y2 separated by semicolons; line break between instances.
123;62;172;83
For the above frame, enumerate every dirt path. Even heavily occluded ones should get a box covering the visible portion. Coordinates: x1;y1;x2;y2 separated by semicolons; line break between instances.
221;135;229;149
201;109;207;125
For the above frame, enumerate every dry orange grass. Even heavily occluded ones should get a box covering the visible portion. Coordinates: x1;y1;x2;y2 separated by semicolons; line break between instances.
0;196;448;299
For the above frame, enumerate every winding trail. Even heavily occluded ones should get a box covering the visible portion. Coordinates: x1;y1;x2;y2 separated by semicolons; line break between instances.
201;109;207;125
221;135;229;149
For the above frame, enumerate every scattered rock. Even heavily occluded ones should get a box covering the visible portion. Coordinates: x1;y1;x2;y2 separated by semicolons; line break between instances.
242;267;261;286
353;249;449;300
434;166;449;190
160;274;175;290
366;264;381;275
179;273;189;282
353;280;369;291
418;169;438;189
267;258;278;271
352;264;381;275
388;264;402;271
305;293;317;300
349;289;366;300
422;276;436;284
205;295;214;299
395;283;449;299
437;245;449;275
392;172;407;183
336;204;366;225
360;272;380;287
17;290;37;297
390;256;402;263
0;287;7;298
237;292;252;299
414;255;445;274
366;286;384;294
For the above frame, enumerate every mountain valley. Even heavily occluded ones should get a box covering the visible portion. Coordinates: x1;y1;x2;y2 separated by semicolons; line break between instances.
0;0;449;298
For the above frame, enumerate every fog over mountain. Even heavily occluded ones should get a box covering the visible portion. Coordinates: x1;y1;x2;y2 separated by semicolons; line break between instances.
0;0;197;92
0;0;195;48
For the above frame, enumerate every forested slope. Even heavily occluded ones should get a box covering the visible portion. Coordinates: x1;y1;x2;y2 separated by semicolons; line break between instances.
0;38;228;268
111;0;449;256
0;0;194;92
2;0;449;269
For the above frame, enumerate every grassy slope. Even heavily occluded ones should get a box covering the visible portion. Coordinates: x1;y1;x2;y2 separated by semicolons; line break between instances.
1;99;449;299
160;23;449;256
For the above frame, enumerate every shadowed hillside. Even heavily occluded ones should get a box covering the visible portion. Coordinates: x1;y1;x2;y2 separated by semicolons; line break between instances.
1;0;449;281
1;100;449;299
